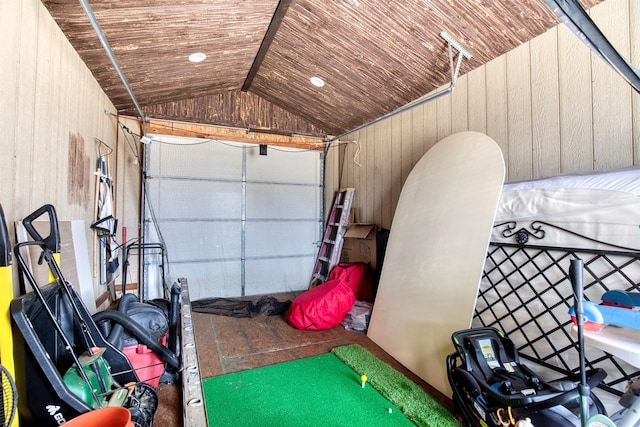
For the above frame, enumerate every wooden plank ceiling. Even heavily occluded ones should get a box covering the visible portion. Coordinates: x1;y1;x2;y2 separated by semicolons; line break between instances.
42;0;601;139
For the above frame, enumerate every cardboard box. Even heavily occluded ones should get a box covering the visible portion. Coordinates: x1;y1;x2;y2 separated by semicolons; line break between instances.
340;224;378;271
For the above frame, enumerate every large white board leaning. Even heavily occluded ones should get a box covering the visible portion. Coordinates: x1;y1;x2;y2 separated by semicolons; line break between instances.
367;131;505;397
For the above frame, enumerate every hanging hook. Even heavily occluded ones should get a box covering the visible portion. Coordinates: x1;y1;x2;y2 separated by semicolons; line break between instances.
95;138;113;156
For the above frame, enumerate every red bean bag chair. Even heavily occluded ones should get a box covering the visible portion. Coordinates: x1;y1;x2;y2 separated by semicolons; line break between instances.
286;279;355;330
328;262;374;302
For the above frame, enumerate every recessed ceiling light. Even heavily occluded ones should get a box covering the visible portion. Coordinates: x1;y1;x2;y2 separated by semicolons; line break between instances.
310;76;325;87
188;52;207;63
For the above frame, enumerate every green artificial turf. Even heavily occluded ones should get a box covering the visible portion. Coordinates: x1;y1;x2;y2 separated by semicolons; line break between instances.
202;352;415;426
331;344;462;427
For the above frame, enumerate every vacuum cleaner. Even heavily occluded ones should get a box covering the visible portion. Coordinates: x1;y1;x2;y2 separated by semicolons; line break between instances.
93;283;181;386
447;325;607;426
93;239;181;386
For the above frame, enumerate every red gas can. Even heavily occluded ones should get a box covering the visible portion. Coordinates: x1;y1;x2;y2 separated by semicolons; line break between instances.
122;337;166;387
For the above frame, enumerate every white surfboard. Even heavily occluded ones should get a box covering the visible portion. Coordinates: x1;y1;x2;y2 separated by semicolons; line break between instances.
367;131;505;397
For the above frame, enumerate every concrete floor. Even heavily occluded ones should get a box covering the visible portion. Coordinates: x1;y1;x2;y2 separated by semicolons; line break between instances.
153;292;452;426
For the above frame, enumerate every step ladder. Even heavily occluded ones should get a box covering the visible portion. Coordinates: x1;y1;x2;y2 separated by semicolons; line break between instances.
310;188;355;287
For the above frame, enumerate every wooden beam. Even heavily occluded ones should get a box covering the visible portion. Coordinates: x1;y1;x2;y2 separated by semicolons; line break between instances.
146;118;326;150
242;0;294;92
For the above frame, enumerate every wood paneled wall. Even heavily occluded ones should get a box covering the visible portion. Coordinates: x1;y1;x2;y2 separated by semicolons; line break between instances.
327;0;640;230
0;0;141;301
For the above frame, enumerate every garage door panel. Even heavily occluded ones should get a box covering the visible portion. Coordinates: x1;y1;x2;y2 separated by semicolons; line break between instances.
245;221;318;258
246;147;320;184
151;180;242;219
246;183;320;219
170;260;242;300
244;257;315;295
149;136;242;179
159;221;241;261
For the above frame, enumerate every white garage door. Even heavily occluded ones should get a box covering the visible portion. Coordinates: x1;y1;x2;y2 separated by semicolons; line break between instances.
143;135;323;301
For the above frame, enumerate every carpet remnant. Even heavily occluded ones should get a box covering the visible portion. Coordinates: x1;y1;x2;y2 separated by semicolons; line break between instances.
202;352;414;426
332;344;462;427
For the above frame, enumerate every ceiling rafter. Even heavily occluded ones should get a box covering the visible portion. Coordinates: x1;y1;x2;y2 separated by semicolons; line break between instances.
242;0;294;92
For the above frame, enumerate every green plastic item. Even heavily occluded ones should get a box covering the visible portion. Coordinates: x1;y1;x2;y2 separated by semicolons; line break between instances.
63;348;115;409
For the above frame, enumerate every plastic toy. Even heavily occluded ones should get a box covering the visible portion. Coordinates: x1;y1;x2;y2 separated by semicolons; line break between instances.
569;290;640;332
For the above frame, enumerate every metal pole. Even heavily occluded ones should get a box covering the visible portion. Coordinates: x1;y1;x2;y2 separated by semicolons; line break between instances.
78;0;147;129
570;258;590;427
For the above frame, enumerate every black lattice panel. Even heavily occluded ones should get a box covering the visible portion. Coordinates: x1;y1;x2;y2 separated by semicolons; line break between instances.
474;221;640;405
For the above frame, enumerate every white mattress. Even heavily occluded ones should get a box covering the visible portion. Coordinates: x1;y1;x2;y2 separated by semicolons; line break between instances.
494;167;640;249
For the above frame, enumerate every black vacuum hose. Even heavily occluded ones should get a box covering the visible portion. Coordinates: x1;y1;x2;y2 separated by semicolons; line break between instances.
168;284;180;355
93;310;180;369
102;293;140;349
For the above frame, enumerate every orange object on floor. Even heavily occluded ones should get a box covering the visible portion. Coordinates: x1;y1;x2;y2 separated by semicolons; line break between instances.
63;407;133;427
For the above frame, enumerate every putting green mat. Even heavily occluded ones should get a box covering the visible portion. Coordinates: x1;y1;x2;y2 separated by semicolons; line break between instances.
202;352;414;426
332;344;461;427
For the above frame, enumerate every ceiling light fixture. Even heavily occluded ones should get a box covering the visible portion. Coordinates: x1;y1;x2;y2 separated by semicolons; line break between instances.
188;52;207;63
310;76;325;87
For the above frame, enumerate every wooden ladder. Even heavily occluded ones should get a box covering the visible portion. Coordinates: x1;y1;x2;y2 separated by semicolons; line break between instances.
310;188;355;287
